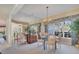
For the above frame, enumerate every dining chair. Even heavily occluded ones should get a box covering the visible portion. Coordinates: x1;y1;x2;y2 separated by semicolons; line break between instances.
47;35;56;50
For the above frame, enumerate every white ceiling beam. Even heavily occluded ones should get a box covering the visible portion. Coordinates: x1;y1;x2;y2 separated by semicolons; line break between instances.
9;4;24;18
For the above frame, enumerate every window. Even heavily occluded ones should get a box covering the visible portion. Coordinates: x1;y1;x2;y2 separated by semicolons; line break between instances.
64;32;71;37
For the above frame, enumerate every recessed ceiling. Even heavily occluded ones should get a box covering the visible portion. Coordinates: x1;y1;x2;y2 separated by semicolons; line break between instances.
13;4;79;24
0;4;79;24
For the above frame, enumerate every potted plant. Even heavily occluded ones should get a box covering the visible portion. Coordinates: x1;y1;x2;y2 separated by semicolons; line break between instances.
70;19;79;45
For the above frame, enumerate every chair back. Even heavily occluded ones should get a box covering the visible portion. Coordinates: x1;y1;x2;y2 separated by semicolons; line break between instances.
48;35;56;45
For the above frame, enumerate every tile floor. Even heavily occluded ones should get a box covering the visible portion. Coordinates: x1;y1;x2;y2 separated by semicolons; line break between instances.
1;42;79;54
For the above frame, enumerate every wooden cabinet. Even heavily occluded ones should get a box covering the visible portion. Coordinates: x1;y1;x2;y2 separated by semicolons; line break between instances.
24;34;37;44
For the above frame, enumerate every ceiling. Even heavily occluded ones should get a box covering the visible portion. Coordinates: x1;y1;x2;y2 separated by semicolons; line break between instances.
13;4;79;24
0;4;14;20
0;4;79;24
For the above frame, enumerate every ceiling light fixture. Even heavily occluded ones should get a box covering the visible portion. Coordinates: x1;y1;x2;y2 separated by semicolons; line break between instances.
46;6;48;22
43;6;49;23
